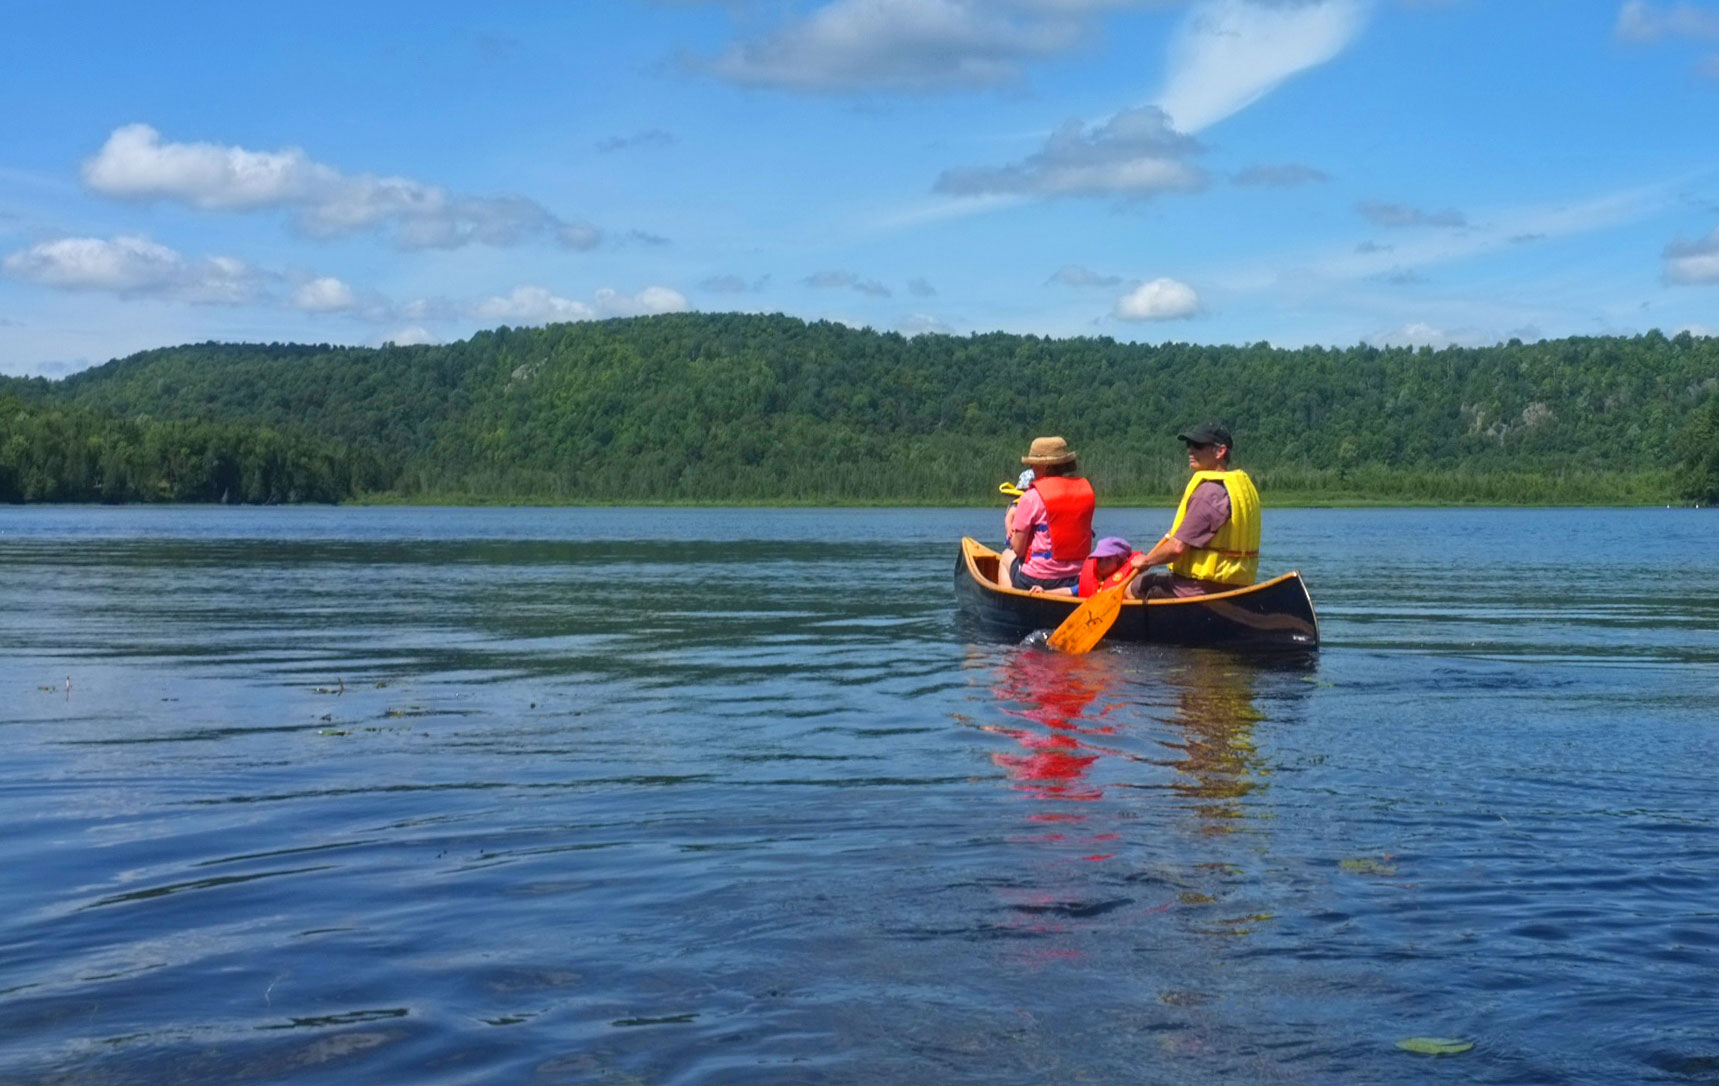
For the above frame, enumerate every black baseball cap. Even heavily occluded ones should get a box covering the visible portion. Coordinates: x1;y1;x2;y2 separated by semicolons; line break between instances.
1177;423;1233;448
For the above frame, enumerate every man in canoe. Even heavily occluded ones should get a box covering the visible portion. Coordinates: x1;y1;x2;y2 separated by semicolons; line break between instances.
1001;435;1095;593
1126;423;1260;600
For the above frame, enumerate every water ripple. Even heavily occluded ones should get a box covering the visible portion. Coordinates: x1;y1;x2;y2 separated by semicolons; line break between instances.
1;507;1715;1084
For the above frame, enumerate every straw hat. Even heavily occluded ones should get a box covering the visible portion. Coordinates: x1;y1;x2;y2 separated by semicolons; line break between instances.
1021;435;1077;466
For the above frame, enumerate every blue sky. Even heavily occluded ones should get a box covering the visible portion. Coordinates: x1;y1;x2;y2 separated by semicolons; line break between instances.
2;0;1717;376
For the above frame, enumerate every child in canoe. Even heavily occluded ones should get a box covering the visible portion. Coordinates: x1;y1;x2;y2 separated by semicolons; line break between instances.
1022;536;1142;597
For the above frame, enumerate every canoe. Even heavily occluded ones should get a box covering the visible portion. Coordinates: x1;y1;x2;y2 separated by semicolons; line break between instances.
953;537;1319;651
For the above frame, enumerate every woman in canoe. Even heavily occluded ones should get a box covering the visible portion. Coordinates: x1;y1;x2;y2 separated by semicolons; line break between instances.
1000;436;1095;593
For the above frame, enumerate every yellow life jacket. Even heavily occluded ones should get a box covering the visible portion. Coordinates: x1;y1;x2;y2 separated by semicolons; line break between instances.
1167;469;1260;586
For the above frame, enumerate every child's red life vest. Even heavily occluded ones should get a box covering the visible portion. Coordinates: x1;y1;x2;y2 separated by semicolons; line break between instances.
1078;552;1143;597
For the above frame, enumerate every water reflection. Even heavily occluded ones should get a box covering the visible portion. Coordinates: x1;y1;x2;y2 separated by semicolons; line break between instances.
970;645;1294;961
0;506;1711;1082
1153;651;1269;833
984;648;1122;805
976;646;1279;833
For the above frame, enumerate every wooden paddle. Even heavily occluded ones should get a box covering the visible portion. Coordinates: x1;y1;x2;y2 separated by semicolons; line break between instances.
1046;563;1135;654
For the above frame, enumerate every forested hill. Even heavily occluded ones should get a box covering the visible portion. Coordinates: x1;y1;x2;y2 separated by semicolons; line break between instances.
8;312;1719;504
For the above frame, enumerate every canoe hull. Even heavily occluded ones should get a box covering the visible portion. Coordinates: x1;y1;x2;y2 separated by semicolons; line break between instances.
953;537;1319;651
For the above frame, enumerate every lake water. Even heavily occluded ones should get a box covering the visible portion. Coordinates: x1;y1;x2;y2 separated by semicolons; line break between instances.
0;506;1715;1084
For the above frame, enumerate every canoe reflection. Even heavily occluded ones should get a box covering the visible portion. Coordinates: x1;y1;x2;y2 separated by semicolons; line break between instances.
980;646;1272;828
1156;650;1267;833
973;647;1290;951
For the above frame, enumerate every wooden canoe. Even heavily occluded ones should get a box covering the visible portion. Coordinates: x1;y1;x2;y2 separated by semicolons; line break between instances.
953;537;1319;651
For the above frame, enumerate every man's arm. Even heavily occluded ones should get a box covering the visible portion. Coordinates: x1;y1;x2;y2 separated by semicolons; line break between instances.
1129;533;1188;572
1127;481;1229;579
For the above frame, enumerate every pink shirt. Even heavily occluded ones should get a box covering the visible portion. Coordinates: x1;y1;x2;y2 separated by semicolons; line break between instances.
1014;486;1085;580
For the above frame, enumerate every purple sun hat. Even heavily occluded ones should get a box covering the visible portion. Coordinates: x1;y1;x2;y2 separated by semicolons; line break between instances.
1091;536;1132;559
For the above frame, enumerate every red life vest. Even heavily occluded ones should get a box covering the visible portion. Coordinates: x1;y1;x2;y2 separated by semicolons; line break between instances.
1030;476;1096;562
1078;552;1144;598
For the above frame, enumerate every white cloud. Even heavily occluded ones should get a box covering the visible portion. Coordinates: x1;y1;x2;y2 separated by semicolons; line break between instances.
1366;321;1492;349
473;286;599;323
935;105;1205;199
1664;227;1719;283
894;0;1359;222
470;284;690;324
1209;181;1682;303
804;270;893;296
1232;163;1331;187
898;312;954;335
381;326;440;347
874;192;1028;231
1114;277;1201;320
397;297;461;322
82;122;330;210
5;234;180;291
595;285;690;316
700;273;771;293
83;124;601;251
1376;322;1448;347
1615;1;1719;41
1155;0;1370;134
703;0;1100;94
2;234;261;304
621;229;671;247
291;276;357;312
1357;201;1467;228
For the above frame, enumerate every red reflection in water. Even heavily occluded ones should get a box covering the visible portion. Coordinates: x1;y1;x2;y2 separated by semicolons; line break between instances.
975;645;1277;959
986;649;1118;805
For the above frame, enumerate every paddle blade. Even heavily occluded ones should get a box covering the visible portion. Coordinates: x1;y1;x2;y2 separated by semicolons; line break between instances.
1046;582;1127;654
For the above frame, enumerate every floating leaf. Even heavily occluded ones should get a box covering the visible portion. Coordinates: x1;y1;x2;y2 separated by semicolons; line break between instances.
1340;858;1398;876
1226;912;1275;924
1396;1037;1473;1056
1159;990;1210;1007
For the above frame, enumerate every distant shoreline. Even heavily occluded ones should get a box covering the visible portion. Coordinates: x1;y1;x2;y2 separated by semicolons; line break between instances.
3;497;1704;510
343;493;1699;510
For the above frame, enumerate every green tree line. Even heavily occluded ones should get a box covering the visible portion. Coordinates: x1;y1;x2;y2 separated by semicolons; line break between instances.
0;392;384;503
6;313;1716;504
